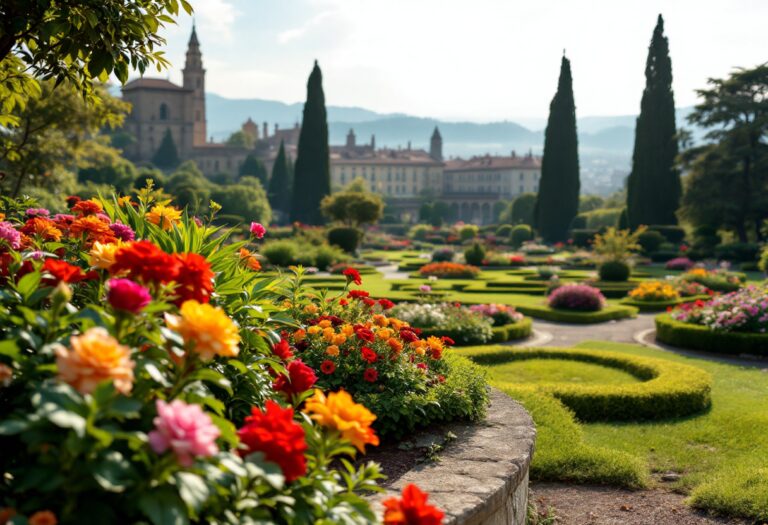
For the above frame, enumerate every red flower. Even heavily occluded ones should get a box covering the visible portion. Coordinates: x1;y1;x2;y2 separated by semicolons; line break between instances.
339;298;349;306
348;290;370;299
320;360;336;374
399;328;419;343
440;336;454;347
383;484;445;525
354;326;375;342
274;359;317;396
111;241;181;284
362;298;376;308
430;348;442;360
71;200;103;216
172;252;215;305
272;339;294;361
237;401;307;482
42;259;96;284
379;298;395;310
363;368;378;383
343;267;362;285
65;195;82;209
361;346;378;363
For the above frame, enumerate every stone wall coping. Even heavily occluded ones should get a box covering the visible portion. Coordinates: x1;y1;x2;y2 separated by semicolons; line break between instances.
369;389;536;524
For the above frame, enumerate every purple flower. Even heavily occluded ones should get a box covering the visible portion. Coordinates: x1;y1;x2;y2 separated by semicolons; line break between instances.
0;222;21;250
25;208;50;218
109;222;135;242
419;284;432;293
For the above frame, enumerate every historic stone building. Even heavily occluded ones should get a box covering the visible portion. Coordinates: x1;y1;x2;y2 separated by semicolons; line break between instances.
121;27;541;225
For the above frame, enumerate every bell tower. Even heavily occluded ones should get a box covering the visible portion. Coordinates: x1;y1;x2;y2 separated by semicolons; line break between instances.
183;24;206;146
430;126;443;161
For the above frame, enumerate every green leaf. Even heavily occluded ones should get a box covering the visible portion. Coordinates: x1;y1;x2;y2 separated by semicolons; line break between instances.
186;368;232;395
138;487;189;525
16;271;42;300
46;408;87;437
0;340;19;360
174;472;210;515
91;451;135;492
0;419;28;435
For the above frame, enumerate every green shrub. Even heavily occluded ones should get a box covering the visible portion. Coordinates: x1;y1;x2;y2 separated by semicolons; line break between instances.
496;224;513;237
510;224;534;247
714;242;761;262
327;226;361;253
261;239;298;267
655;314;768;355
464;242;486;266
617;207;629;229
690;467;768;521
620;297;682;312
637;230;665;254
514;304;637;324
760;247;768;274
460;346;712;421
489;317;533;343
459;224;479;241
571;229;597;247
649;225;686;244
313;244;346;270
599;260;631;281
650;250;679;262
408;224;431;241
569;214;588;230
581;207;623;229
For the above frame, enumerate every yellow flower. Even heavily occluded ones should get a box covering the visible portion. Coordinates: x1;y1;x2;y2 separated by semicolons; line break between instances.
304;304;319;314
332;333;347;345
54;327;135;395
341;324;355;336
145;204;182;231
304;389;380;452
293;329;306;342
165;300;240;360
687;268;708;277
318;319;332;328
117;195;134;207
388;318;405;330
88;240;122;270
307;325;322;336
326;345;340;357
372;314;389;327
322;327;335;342
426;336;444;353
376;328;393;340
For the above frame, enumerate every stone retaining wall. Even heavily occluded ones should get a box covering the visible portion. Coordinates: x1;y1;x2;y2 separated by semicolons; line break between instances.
370;389;536;524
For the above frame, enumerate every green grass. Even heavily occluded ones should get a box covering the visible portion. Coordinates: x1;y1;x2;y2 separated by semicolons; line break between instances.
490;358;641;385
480;340;768;521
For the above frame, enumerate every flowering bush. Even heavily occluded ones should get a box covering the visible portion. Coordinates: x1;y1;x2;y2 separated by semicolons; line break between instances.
682;268;744;293
548;284;606;312
419;262;480;279
508;254;527;266
672;279;712;297
468;303;524;326
0;192;448;524
390;302;495;346
671;285;768;333
665;257;695;271
628;281;681;302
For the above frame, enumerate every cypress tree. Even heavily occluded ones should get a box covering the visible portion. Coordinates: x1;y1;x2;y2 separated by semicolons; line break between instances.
534;55;580;242
268;140;292;213
626;14;680;227
290;60;330;224
152;128;180;170
239;153;267;186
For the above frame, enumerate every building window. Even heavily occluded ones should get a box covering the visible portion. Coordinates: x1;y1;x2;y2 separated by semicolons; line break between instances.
159;104;169;120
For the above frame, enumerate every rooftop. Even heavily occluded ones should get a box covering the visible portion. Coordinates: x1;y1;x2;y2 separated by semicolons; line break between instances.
330;146;441;166
444;154;541;171
122;78;190;92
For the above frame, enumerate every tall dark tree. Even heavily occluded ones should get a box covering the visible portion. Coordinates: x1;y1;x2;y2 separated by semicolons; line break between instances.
626;15;681;227
534;55;580;242
239;153;267;186
268;140;292;214
152;128;180;170
291;61;330;224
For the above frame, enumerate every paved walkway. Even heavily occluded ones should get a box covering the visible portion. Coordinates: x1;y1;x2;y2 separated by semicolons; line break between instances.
528;314;657;348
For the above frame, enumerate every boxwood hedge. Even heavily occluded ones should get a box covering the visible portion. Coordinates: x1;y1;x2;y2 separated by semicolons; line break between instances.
417;317;533;346
655;314;768;355
459;345;712;421
514;304;637;324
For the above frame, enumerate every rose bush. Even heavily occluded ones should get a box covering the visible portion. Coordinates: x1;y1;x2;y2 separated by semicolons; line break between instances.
548;284;606;312
671;285;768;333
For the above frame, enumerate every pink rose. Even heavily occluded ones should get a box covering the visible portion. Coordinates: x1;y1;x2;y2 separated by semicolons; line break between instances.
107;278;151;313
148;399;220;466
249;222;266;239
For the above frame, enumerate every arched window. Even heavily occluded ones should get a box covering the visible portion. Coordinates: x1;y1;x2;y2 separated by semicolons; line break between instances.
159;103;169;120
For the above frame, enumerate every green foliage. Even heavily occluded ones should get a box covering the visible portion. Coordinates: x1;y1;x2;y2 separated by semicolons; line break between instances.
239;154;267;187
152;128;180;170
210;178;272;226
714;242;761;262
78;152;137;192
261;239;346;270
459;224;479;241
408;224;432;241
513;303;637;324
580;207;623;229
227;130;256;149
510;193;537;226
690;467;768;521
327;227;362;254
461;346;712;421
637;230;665;253
627;15;681;227
570;228;597;247
489;317;533;343
649;225;686;243
320;191;384;227
510;224;534;247
165;162;212;215
592;226;646;263
578;195;605;212
267;141;292;214
291;62;330;225
495;224;513;237
760;247;768;274
463;242;486;266
534;56;580;242
655;314;768;355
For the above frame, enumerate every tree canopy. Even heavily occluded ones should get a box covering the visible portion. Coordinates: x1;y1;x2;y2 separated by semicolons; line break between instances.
268;141;292;214
320;190;384;227
152;129;180;170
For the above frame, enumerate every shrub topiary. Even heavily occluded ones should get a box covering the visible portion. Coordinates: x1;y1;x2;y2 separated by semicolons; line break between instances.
459;224;479;241
496;224;513;237
510;224;534;247
464;242;486;266
261;239;298;267
548;284;606;312
714;242;761;263
760;247;768;275
649;225;686;244
599;260;631;282
570;214;588;230
637;230;665;254
656;314;768;355
408;224;431;241
571;229;597;247
327;227;361;254
431;248;455;262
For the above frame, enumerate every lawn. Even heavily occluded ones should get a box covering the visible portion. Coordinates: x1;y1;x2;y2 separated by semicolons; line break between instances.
459;340;768;521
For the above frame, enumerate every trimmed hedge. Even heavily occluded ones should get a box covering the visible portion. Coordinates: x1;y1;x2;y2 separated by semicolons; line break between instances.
514;304;637;324
620;297;682;312
460;345;712;421
655;314;768;355
417;317;533;346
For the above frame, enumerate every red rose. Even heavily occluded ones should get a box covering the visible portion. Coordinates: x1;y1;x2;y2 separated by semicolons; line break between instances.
440;336;455;347
172;252;215;306
363;368;378;383
272;339;293;361
320;360;336;374
237;401;307;482
362;298;376;308
354;326;375;342
379;299;395;310
399;328;419;343
274;359;317;396
111;241;181;284
348;290;370;299
383;484;445;525
361;346;378;364
430;348;442;360
342;267;362;285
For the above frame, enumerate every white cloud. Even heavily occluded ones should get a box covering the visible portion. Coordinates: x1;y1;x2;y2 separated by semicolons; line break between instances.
277;11;336;45
190;0;239;42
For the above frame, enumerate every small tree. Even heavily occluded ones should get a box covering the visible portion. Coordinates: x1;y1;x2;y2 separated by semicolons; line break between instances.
239;154;267;186
593;226;647;263
510;193;537;225
268;141;292;213
152;129;180;170
320;191;384;227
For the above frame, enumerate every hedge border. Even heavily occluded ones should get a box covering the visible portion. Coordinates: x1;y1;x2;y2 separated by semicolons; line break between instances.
620;297;682;312
416;317;533;346
459;345;712;421
655;314;768;355
515;304;637;324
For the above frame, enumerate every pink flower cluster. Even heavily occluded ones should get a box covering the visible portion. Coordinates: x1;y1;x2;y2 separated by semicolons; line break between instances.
0;222;21;250
672;285;768;333
148;399;220;466
548;284;605;312
469;303;523;326
665;257;694;271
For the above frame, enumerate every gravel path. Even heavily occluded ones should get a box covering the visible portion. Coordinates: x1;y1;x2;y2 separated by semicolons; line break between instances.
528;314;657;348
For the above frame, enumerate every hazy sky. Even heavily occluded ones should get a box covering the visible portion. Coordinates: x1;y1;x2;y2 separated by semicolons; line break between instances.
150;0;767;121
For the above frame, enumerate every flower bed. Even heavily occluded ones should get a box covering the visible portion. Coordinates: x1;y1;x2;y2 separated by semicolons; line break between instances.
0;194;480;523
682;268;744;293
670;286;768;333
655;314;768;355
665;257;695;271
548;284;606;312
418;262;480;279
620;281;683;311
390;302;494;345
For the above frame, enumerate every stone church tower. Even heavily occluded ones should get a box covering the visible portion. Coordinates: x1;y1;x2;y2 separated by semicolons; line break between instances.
430;126;443;161
183;25;206;146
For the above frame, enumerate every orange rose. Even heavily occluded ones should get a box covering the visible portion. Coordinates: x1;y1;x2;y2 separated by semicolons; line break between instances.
55;328;134;395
